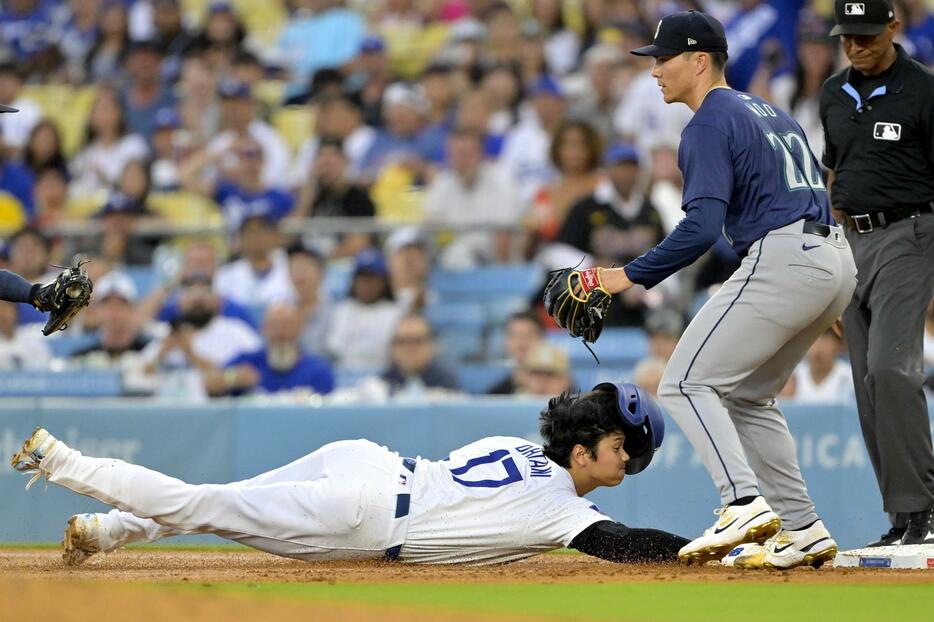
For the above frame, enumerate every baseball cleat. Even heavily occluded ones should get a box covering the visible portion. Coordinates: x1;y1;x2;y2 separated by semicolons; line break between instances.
63;514;103;566
864;526;906;548
900;509;934;545
10;427;57;490
678;496;781;565
726;520;837;569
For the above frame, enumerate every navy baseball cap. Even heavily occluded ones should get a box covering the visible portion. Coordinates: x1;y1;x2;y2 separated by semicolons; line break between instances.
360;36;385;54
604;142;639;166
631;11;728;57
153;107;181;130
353;248;388;276
0;104;17;113
528;74;564;99
217;78;252;99
97;193;146;218
829;0;895;36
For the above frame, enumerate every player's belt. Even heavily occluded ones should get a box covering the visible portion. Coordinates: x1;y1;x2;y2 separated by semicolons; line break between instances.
385;457;417;562
802;221;831;237
842;202;934;234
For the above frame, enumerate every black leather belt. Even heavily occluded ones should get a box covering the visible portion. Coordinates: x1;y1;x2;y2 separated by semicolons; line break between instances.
842;202;934;234
803;221;831;237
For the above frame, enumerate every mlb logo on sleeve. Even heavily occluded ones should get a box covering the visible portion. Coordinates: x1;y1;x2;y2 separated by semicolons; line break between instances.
845;3;865;14
873;122;901;141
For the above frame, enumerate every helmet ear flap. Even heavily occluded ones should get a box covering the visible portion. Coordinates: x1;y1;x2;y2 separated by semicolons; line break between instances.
592;381;666;475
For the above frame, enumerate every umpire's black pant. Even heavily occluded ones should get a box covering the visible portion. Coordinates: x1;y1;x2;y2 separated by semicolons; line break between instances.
842;212;934;520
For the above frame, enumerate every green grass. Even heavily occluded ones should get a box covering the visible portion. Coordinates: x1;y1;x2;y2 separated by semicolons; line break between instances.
182;582;934;622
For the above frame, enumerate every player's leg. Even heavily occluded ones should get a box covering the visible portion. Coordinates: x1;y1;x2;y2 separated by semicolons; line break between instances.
659;224;851;563
17;433;402;561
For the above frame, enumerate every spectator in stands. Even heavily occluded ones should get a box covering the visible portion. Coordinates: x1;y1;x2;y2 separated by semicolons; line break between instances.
382;313;460;396
180;133;294;231
8;226;52;325
152;0;196;81
633;356;667;398
206;79;290;188
294;137;375;258
483;3;523;67
211;303;335;396
385;227;433;311
32;166;71;230
287;244;332;359
517;17;551;85
327;248;407;370
177;53;220;143
215;214;296;307
59;0;100;83
449;88;506;160
567;44;625;139
277;0;366;100
117;160;152;207
290;95;376;187
530;0;581;75
120;39;177;141
70;87;149;199
84;193;163;267
723;0;786;93
412;63;458;164
527;119;603;254
0;0;60;66
142;271;261;399
283;66;345;107
23;119;68;179
781;329;854;405
149;108;184;191
191;0;247;74
498;75;564;201
84;0;131;84
230;50;272;120
0;300;50;369
142;240;254;328
750;11;836;162
557;143;664;266
488;310;545;395
516;341;572;396
645;309;684;362
359;83;428;182
344;36;393;128
70;271;152;386
480;62;522;135
0;63;40;156
899;0;934;65
0;143;34;218
423;127;524;269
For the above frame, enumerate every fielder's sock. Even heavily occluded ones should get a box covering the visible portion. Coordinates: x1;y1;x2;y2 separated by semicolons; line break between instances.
729;495;758;507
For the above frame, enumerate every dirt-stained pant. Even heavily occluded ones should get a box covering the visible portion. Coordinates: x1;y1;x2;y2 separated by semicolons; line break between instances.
658;219;857;530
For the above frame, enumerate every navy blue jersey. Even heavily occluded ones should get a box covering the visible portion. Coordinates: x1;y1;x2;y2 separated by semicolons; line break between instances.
680;88;832;255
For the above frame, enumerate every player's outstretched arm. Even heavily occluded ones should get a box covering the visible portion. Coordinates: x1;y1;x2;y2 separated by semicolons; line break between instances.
568;520;689;563
0;269;42;305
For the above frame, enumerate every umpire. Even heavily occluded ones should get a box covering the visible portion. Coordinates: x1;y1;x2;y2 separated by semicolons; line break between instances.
820;0;934;546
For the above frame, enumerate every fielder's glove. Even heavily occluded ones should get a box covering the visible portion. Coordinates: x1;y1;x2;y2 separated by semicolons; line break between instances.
31;260;93;336
543;266;613;343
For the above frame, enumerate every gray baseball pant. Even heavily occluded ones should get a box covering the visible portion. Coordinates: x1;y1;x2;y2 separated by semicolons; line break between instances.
842;213;934;518
658;219;857;530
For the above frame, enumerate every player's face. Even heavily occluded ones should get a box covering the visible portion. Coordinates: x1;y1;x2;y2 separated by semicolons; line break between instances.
650;53;692;104
587;432;629;487
841;22;898;75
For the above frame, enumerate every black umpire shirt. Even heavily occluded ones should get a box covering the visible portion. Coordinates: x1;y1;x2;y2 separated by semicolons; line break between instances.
819;44;934;214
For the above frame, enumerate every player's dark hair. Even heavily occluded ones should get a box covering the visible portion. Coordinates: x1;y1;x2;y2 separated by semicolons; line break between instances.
540;389;625;468
709;51;728;73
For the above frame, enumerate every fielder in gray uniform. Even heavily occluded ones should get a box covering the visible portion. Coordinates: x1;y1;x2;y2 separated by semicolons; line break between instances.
547;11;857;569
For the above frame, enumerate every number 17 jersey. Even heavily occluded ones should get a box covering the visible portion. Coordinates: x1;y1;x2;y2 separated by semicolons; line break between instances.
680;88;833;256
399;436;611;565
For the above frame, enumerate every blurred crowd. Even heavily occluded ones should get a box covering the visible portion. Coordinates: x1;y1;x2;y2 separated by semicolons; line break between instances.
0;0;931;403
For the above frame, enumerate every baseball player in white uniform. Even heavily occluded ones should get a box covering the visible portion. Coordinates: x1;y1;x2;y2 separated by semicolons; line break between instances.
12;383;688;566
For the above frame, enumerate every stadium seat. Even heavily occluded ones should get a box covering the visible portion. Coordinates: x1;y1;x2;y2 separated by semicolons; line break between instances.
335;367;380;390
424;301;486;331
271;106;314;154
123;266;159;298
547;327;648;368
148;192;224;228
436;328;485;363
573;367;636;392
46;333;100;359
323;262;353;301
456;364;510;394
428;264;545;301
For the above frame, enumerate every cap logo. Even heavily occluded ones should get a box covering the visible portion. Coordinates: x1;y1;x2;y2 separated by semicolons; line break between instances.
687;37;697;45
844;3;865;15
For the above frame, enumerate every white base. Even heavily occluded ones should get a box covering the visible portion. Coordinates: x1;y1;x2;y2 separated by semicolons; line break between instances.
833;544;934;569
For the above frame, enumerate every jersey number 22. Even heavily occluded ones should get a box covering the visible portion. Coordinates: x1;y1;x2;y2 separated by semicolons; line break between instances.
765;131;826;192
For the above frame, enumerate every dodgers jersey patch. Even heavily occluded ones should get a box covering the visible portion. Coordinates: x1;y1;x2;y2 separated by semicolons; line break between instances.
873;122;901;141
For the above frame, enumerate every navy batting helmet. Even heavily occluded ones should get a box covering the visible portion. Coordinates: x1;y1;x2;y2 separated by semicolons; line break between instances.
593;381;665;474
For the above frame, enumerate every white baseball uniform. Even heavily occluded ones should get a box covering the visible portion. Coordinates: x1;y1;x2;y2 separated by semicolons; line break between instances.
40;436;611;565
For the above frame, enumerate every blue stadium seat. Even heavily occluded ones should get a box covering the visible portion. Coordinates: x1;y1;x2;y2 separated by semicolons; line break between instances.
335;367;380;389
457;364;511;394
436;328;485;363
46;333;99;358
424;302;486;330
123;266;158;298
324;263;353;301
573;367;636;392
428;264;545;300
548;327;648;368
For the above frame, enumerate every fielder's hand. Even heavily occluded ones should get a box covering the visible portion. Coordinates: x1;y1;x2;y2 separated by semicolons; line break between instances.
31;259;93;336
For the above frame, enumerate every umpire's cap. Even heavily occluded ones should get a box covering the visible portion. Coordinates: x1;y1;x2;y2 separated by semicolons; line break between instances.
829;0;895;36
631;11;728;57
593;382;665;475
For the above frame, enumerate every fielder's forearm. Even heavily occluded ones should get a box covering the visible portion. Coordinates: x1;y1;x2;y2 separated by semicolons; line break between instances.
569;520;689;563
0;269;40;304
